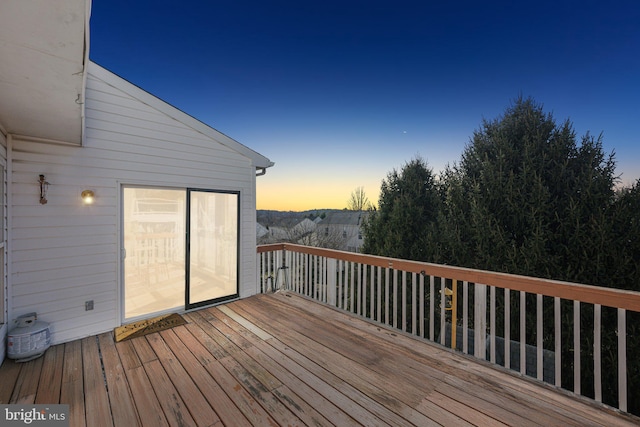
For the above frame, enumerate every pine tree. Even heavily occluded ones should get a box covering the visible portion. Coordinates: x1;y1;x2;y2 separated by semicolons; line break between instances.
362;157;441;261
439;97;618;285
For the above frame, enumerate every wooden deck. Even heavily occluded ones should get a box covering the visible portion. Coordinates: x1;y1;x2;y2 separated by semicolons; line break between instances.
1;292;637;427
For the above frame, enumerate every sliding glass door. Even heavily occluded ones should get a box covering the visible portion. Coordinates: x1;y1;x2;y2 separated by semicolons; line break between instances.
123;186;239;320
186;189;239;309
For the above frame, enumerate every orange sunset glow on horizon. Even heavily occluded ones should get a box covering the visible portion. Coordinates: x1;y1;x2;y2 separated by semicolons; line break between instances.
256;178;380;211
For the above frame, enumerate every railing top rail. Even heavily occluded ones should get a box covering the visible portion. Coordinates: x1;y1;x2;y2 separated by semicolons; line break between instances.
257;243;640;312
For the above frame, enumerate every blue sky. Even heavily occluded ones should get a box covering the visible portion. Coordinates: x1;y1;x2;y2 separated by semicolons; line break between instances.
90;1;640;210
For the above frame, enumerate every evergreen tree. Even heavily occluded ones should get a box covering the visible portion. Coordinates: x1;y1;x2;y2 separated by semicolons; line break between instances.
608;179;640;290
362;157;441;261
438;97;619;286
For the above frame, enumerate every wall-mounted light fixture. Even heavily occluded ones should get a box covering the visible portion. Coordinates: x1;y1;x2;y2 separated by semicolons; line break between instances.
81;190;95;205
38;175;50;204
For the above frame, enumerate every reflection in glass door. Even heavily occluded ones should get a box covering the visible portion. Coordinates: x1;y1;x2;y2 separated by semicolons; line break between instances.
187;190;239;309
123;187;186;319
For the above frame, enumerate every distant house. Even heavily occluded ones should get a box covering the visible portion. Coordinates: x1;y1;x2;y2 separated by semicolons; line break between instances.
257;223;270;240
291;218;318;242
0;0;273;364
257;211;368;251
260;225;290;243
257;218;317;245
316;211;369;252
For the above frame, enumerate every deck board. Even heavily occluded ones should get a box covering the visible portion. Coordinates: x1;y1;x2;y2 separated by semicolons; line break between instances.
35;344;64;404
0;354;22;403
81;336;113;427
98;333;141;427
160;327;253;427
143;358;197;427
1;292;638;427
146;332;221;427
60;340;85;427
10;354;43;404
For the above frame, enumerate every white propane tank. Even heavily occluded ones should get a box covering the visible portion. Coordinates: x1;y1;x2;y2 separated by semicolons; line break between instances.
7;312;51;362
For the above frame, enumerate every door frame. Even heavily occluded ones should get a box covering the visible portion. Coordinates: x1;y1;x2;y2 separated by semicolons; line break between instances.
120;184;241;322
185;188;240;310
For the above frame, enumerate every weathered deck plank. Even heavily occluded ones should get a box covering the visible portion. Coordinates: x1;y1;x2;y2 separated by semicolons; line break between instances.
81;336;113;427
215;304;431;427
0;355;22;403
120;365;168;427
35;344;64;404
113;337;169;427
231;296;470;426
142;358;197;427
1;292;638;427
98;333;141;427
10;354;44;404
146;332;221;427
160;327;253;427
60;340;85;427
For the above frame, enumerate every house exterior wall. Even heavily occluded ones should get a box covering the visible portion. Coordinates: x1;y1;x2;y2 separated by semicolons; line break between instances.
7;65;260;344
315;212;368;252
0;130;6;366
318;223;364;252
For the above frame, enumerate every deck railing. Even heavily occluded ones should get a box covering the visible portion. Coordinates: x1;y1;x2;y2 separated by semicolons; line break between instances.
257;243;640;415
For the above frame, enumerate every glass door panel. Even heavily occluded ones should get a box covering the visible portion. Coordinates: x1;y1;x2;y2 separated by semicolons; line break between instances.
123;187;186;319
187;190;239;308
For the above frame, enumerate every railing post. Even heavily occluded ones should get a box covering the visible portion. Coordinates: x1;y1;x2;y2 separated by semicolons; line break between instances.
451;280;458;350
474;283;487;359
280;248;289;291
257;250;262;293
327;258;337;306
618;308;627;412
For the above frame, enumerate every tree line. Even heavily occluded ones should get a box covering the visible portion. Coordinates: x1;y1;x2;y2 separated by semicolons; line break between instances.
363;96;639;290
360;96;640;413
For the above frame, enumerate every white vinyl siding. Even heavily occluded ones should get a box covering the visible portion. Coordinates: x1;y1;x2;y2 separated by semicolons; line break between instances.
8;64;260;344
0;131;6;366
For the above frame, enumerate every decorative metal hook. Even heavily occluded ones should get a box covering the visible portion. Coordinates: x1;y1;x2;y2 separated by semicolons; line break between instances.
38;174;50;204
